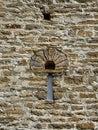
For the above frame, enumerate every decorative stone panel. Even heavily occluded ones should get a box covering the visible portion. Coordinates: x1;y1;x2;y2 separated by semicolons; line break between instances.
30;46;69;73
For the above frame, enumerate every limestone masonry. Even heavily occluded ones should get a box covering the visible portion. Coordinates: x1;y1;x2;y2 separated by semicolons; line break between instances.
0;0;98;129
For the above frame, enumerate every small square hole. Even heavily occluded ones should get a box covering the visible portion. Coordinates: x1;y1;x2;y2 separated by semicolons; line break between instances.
43;13;51;20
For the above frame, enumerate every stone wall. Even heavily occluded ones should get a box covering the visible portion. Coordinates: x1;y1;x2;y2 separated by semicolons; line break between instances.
0;0;98;129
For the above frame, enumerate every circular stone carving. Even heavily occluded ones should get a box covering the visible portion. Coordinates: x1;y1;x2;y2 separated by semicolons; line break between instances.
30;47;68;73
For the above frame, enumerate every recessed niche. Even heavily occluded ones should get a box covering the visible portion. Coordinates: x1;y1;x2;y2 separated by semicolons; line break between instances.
45;61;55;70
43;13;51;20
30;47;69;101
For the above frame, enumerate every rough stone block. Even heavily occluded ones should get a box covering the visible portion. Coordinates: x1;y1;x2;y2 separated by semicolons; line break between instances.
31;110;43;116
54;92;63;100
64;76;83;84
5;24;21;29
5;109;25;115
80;93;96;98
87;52;98;58
35;103;53;109
48;123;74;129
71;105;83;111
76;122;95;129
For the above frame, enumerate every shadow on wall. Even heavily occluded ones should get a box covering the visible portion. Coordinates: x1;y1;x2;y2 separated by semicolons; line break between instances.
34;124;42;129
35;0;92;3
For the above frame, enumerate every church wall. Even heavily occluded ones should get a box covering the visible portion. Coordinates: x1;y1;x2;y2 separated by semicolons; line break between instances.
0;0;98;129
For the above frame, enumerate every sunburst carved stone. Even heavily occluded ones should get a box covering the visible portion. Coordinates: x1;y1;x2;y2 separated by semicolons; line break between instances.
30;47;68;73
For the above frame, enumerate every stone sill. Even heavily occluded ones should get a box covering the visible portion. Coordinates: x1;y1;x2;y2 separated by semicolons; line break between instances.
29;67;68;73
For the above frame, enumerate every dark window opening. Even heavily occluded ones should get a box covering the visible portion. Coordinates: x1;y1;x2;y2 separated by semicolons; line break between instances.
43;13;51;20
45;61;55;70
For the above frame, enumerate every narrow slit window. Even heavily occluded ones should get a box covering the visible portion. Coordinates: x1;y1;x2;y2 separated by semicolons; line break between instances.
45;61;55;101
43;13;51;20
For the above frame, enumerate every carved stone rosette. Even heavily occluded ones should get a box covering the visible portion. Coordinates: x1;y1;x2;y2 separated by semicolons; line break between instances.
30;47;68;73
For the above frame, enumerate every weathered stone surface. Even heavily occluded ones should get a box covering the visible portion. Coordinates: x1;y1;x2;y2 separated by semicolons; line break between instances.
76;122;95;129
68;117;81;122
17;59;27;66
5;109;25;115
39;118;51;122
50;110;60;116
35;103;53;109
53;117;65;122
0;77;10;82
64;76;83;84
87;52;98;58
53;104;68;110
54;92;63;100
35;90;46;100
77;29;93;37
71;105;83;111
79;20;98;25
80;93;96;98
48;123;74;129
0;117;16;122
76;0;92;2
34;123;43;129
5;24;21;29
31;110;43;116
25;103;33;108
0;0;98;129
87;104;98;110
20;36;34;42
